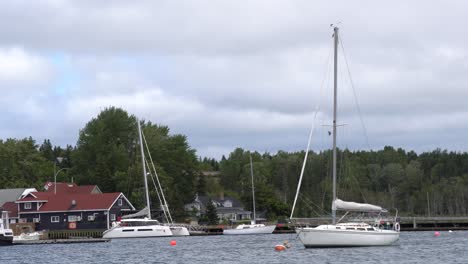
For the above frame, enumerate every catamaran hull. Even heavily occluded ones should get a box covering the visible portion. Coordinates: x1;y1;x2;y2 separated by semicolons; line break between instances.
223;225;276;235
170;226;190;236
297;228;399;247
103;225;173;239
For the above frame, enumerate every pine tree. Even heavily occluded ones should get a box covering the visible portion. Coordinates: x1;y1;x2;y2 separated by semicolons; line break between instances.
205;199;219;225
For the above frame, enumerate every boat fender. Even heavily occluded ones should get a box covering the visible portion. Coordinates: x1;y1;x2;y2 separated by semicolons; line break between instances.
394;222;400;232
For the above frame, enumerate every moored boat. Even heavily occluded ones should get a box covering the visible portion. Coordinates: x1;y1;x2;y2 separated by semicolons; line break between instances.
103;218;172;239
223;155;276;235
223;223;276;235
290;26;400;248
0;211;13;246
103;120;173;239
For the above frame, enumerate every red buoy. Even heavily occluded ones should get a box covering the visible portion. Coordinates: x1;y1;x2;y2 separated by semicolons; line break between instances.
275;245;286;251
170;240;177;246
434;231;440;237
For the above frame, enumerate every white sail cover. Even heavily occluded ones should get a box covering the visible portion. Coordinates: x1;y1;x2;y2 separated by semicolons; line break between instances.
332;199;385;212
121;207;150;219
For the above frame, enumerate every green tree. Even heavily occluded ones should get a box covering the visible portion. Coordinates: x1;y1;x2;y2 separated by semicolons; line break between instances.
205;199;219;225
72;107;138;192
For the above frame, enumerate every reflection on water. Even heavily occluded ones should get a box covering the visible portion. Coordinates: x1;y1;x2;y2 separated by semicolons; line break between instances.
0;231;466;264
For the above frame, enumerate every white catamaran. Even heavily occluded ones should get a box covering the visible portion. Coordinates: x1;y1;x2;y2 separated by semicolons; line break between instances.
291;26;400;247
223;154;276;235
102;120;173;239
140;129;189;236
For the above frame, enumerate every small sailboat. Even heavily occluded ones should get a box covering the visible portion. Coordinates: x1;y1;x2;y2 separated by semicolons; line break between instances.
102;120;173;239
223;154;276;235
291;26;400;247
0;211;13;246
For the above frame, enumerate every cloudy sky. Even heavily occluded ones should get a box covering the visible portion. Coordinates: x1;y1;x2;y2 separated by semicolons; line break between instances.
1;0;467;159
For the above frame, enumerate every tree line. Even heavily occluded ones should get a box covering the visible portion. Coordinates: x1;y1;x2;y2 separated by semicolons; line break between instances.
1;107;467;220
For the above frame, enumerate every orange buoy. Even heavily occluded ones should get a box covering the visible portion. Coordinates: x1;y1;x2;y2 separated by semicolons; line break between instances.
275;245;286;251
170;240;177;246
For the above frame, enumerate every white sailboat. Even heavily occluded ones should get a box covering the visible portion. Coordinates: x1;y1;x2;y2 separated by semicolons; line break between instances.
223;154;276;235
291;26;400;247
102;120;173;239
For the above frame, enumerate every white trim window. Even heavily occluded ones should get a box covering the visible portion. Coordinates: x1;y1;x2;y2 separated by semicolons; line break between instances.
88;215;95;221
118;198;123;206
24;202;32;209
68;215;81;222
51;216;60;223
110;214;116;221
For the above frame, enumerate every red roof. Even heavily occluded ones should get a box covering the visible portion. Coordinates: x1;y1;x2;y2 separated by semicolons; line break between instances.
17;192;124;212
43;182;100;194
1;202;18;218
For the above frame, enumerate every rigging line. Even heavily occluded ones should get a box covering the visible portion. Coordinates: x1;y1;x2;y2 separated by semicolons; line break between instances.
300;193;329;215
298;195;323;217
339;35;371;149
290;36;334;219
141;131;174;224
145;157;170;222
299;194;324;216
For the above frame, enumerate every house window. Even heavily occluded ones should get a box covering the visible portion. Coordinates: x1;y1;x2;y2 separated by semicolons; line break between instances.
10;219;17;224
88;215;95;221
68;215;81;222
110;214;116;221
118;199;123;206
33;218;40;223
24;203;32;209
19;218;27;223
51;216;60;223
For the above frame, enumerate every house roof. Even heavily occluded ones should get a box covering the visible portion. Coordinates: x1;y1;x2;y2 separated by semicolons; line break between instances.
16;192;132;212
0;188;37;207
188;194;245;213
0;202;18;218
43;182;101;194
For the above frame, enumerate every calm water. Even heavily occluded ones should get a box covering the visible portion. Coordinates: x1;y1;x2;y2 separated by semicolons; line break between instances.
0;231;467;264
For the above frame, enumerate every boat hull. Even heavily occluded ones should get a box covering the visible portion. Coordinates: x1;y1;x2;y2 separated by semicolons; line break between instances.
297;227;399;247
170;226;190;236
103;225;173;239
0;234;13;246
223;225;276;235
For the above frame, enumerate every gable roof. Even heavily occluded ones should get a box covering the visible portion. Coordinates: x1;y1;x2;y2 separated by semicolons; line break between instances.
0;188;37;207
16;192;134;212
43;182;102;194
0;202;18;218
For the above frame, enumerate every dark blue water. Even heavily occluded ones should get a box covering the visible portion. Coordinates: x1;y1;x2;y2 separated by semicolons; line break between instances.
0;231;466;263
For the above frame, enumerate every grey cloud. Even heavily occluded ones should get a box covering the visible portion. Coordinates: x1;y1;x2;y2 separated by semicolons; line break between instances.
0;0;468;159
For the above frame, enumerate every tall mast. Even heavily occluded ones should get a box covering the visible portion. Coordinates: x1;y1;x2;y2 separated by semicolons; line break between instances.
332;26;339;224
250;154;256;224
138;119;151;219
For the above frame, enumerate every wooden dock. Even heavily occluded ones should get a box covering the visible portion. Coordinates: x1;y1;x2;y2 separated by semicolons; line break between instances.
13;238;110;245
290;216;468;231
400;216;468;231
